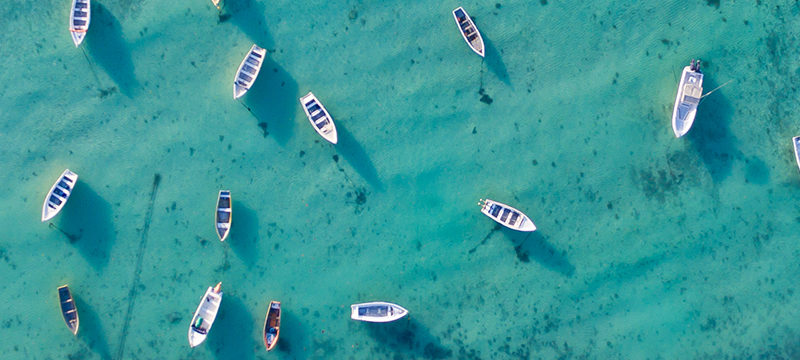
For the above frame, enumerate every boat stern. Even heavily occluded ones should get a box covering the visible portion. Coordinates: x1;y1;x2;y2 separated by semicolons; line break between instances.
233;84;246;99
188;330;206;348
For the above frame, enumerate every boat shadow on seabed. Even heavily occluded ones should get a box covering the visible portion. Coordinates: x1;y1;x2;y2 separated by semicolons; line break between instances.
85;2;139;97
208;295;256;360
686;71;739;184
54;181;115;270
239;57;299;146
228;201;259;267
364;317;453;359
73;295;112;359
506;229;575;276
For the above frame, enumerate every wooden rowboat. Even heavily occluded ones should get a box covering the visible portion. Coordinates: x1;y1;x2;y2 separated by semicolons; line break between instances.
263;301;281;351
215;190;232;241
58;285;79;335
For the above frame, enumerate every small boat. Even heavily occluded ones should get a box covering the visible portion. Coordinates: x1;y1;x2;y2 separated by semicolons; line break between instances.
262;301;281;351
299;92;338;144
672;59;704;137
793;136;800;172
215;190;232;241
452;7;484;57
233;44;267;99
478;198;536;232
211;0;221;10
57;285;79;335
188;282;223;348
69;0;91;47
350;302;408;323
42;169;79;222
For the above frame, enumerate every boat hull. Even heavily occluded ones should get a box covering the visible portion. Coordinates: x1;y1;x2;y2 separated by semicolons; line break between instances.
793;137;800;172
479;199;536;232
188;283;223;347
263;301;281;351
42;169;78;222
69;0;91;47
452;7;484;57
671;65;704;137
299;92;338;144
58;285;79;335
233;45;266;99
350;302;408;323
216;190;232;241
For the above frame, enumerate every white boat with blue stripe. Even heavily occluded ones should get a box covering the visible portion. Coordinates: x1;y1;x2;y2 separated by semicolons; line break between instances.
452;7;484;57
350;302;408;323
479;198;536;232
69;0;91;47
42;169;78;222
300;92;338;144
233;44;266;99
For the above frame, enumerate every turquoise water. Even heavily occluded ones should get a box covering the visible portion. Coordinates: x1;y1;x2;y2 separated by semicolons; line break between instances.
2;0;800;359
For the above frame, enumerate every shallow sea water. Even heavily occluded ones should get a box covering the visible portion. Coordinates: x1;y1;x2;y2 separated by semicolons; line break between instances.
1;0;800;359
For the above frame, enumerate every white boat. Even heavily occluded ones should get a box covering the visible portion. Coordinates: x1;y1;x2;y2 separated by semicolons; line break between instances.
672;59;704;138
69;0;91;47
188;282;223;348
793;136;800;172
42;169;78;222
350;302;408;323
233;44;267;99
211;0;221;10
299;92;338;144
479;198;536;232
452;7;484;57
215;190;231;241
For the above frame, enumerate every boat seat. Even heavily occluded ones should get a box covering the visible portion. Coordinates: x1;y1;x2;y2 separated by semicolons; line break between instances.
311;111;326;121
500;209;510;222
238;73;253;83
490;205;500;217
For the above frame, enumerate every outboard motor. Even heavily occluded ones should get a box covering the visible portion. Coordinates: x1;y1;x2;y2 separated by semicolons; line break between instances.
691;59;701;72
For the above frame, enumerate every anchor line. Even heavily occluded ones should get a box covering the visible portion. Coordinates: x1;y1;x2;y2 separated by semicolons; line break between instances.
80;47;102;88
701;79;733;99
49;223;81;243
468;225;500;254
115;173;161;360
335;161;354;188
238;100;259;119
